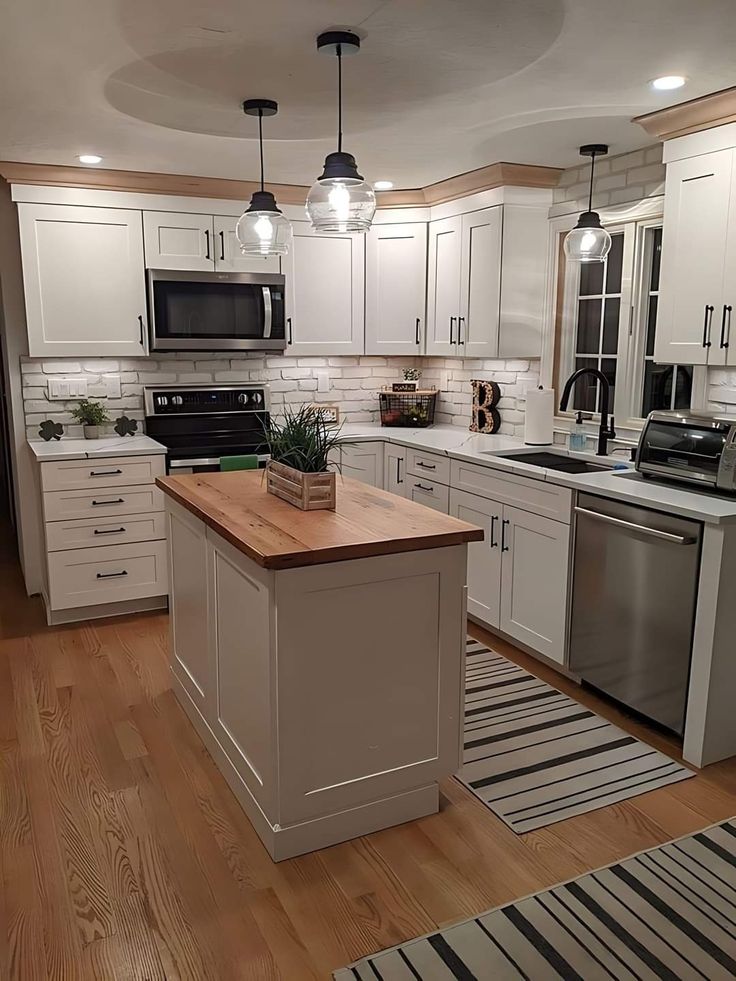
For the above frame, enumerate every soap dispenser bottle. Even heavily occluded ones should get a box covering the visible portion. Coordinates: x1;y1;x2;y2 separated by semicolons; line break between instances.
569;412;586;452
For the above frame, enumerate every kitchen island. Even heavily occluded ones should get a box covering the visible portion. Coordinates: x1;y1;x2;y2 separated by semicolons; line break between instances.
156;470;483;861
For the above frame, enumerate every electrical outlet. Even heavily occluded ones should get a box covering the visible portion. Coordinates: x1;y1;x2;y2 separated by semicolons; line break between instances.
307;403;340;424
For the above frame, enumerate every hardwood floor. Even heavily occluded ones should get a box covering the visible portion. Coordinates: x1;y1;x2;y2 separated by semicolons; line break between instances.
2;524;736;979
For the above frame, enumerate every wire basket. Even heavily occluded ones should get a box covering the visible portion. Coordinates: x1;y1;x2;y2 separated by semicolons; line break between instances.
378;389;437;428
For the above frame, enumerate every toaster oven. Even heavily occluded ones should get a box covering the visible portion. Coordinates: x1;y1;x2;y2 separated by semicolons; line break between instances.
636;410;736;493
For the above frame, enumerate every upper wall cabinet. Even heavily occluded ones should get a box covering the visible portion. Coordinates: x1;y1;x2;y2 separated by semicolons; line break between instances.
18;204;148;357
426;204;547;359
365;223;427;355
282;221;365;356
143;212;280;274
656;148;735;366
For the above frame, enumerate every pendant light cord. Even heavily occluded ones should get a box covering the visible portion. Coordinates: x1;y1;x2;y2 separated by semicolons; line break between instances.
336;43;343;153
258;110;265;193
587;150;596;213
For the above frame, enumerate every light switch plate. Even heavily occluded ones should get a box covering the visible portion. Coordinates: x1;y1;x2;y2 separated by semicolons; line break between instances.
48;377;88;400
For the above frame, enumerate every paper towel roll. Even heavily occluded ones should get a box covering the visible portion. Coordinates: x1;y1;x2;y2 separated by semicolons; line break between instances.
524;387;554;445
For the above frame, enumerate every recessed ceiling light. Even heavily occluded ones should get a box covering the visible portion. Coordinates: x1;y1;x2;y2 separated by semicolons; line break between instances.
651;75;686;91
78;153;103;165
373;180;394;190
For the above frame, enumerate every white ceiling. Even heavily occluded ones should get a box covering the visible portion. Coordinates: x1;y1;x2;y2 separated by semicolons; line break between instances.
2;0;736;188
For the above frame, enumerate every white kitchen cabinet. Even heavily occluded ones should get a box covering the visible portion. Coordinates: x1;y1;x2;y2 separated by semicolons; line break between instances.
459;208;502;358
407;478;449;513
450;489;502;627
384;444;407;497
426;216;463;355
283;222;365;356
366;223;427;355
18;204;148;357
656;148;734;365
213;215;281;274
340;442;384;487
499;505;570;664
143;211;215;271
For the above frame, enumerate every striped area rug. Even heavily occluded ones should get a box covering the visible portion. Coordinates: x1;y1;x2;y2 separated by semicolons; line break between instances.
335;818;736;980
459;638;693;833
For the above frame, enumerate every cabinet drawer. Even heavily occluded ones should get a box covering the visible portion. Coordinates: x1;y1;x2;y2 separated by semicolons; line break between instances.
47;540;168;610
43;486;164;522
40;455;164;491
405;448;450;485
45;512;166;551
450;459;572;523
407;477;450;513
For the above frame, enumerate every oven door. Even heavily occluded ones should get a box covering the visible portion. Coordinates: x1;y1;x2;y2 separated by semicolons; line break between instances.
167;454;270;475
148;270;286;351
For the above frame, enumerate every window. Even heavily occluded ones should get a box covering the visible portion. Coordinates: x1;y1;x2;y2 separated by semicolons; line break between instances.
556;217;699;426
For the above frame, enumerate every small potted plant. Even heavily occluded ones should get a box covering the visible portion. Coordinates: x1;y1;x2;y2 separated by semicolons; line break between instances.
70;398;110;439
264;406;344;510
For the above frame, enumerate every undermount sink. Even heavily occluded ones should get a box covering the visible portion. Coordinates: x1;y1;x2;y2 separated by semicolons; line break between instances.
483;450;613;474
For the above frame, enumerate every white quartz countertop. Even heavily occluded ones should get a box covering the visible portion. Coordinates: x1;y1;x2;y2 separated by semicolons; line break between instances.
336;424;736;524
28;435;167;462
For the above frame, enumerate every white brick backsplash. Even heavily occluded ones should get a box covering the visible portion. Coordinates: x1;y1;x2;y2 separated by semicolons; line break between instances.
21;352;540;437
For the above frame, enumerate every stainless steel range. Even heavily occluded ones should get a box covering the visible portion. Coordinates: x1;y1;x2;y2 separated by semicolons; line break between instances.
144;383;270;474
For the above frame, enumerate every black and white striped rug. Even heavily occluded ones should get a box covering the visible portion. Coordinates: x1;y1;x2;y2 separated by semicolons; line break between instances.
459;638;693;833
335;818;736;980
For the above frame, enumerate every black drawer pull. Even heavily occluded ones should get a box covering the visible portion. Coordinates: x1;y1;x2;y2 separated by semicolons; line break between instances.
96;570;128;579
93;527;126;536
703;304;714;348
501;518;510;552
721;304;732;349
414;482;434;492
416;461;436;470
89;469;123;477
415;317;421;345
204;228;211;260
490;514;498;548
91;499;124;506
219;229;225;261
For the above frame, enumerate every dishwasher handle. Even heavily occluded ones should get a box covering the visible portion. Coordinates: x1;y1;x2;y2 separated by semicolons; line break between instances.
573;506;697;545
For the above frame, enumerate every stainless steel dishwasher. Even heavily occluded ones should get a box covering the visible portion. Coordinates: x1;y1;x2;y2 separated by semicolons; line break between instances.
569;493;702;735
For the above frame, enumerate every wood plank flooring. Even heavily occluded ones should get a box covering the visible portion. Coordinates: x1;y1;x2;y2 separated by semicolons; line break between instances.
2;522;736;979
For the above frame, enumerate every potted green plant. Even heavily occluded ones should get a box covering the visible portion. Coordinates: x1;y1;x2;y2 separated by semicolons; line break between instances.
264;406;344;510
70;398;110;439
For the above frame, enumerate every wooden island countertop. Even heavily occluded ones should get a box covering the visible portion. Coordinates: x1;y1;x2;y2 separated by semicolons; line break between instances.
156;470;484;570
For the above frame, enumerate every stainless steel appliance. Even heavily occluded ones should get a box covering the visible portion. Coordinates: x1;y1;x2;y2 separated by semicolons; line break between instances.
147;270;286;352
569;493;701;735
637;409;736;493
144;383;270;474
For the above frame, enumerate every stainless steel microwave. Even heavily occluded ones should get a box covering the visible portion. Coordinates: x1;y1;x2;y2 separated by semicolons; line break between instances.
147;269;286;352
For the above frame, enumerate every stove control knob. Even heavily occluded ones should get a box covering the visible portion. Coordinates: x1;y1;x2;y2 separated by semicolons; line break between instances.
251;392;263;405
238;393;248;404
156;395;168;407
172;395;184;406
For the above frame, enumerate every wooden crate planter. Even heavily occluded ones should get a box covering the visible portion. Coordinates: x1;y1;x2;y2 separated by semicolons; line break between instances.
266;461;336;511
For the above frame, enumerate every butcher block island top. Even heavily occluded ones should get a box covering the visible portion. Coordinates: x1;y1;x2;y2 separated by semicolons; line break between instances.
156;470;483;569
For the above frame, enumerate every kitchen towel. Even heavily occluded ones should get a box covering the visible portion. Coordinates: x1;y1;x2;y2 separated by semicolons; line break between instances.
524;387;554;445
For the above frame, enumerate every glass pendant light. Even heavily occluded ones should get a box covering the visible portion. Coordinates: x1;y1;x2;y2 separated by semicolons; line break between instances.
306;31;376;234
236;99;291;257
564;144;612;263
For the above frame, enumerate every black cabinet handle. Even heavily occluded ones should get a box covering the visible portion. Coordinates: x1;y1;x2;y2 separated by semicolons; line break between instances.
490;514;498;548
703;304;714;348
458;316;465;345
205;228;211;260
414;482;434;492
91;498;124;506
416;461;436;470
396;457;403;485
89;469;123;477
287;317;293;344
415;317;421;345
449;315;456;345
93;527;126;536
721;304;732;349
219;229;225;261
501;518;510;552
138;314;144;346
96;570;128;579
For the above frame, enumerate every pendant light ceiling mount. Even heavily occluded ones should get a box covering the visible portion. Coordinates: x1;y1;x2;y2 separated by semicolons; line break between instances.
564;143;612;264
306;29;376;233
236;98;291;256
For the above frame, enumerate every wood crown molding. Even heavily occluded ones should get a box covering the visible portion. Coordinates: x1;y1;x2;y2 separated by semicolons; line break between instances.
634;85;736;142
0;159;562;209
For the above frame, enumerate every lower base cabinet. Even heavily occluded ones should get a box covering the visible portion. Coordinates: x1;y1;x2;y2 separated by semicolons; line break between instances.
340;442;384;487
384;443;407;496
450;489;570;664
